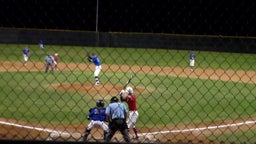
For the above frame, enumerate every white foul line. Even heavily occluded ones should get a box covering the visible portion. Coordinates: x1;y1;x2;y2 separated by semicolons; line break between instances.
138;120;256;136
0;120;70;136
0;120;255;137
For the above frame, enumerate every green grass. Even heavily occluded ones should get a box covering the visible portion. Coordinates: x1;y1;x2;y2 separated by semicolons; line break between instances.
208;129;256;143
1;70;255;125
1;44;256;70
1;44;256;142
136;73;256;126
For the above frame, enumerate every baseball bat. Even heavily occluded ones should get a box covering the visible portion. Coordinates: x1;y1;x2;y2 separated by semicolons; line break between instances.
123;73;135;89
119;73;135;101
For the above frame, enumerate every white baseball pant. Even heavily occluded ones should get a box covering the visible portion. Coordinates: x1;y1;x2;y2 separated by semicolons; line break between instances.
127;110;139;129
94;65;102;77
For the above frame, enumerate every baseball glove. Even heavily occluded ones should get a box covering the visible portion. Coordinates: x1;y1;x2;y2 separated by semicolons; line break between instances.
87;56;92;62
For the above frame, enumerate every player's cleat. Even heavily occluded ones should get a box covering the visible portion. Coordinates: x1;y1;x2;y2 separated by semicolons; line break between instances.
95;82;100;85
133;136;139;140
82;133;89;141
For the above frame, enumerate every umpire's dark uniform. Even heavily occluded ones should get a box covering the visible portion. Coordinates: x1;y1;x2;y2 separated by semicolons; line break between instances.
105;96;130;143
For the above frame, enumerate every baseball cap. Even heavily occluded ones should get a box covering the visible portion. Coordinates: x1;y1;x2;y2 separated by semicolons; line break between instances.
110;96;119;103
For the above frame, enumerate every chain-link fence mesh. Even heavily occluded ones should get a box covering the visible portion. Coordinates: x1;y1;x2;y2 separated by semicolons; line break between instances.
0;1;256;144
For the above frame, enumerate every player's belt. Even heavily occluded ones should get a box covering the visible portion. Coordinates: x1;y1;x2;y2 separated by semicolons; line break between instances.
112;118;125;125
113;118;124;120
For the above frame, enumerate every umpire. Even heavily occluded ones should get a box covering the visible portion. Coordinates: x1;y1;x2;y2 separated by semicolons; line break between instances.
45;54;54;73
105;96;130;143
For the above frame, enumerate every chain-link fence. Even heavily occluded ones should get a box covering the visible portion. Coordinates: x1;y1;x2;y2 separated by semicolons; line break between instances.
1;1;256;144
0;36;256;143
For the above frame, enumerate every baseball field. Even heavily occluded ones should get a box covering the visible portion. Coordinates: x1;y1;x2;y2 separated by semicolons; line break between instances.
0;44;256;143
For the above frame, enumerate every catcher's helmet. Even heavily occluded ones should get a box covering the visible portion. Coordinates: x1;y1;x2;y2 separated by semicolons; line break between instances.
110;96;119;103
96;100;104;107
126;86;133;94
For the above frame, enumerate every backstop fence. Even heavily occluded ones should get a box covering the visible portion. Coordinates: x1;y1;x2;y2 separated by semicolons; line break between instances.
0;30;256;144
0;1;256;144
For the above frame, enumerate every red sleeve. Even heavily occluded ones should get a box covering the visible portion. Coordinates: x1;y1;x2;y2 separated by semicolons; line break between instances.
126;95;133;102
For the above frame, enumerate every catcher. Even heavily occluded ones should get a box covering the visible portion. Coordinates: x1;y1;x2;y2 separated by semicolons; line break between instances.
82;100;108;141
87;52;102;85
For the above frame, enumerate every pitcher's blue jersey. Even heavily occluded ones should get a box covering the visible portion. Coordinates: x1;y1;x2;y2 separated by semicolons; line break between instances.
190;53;196;60
88;107;106;121
39;40;43;45
92;56;101;66
23;48;30;56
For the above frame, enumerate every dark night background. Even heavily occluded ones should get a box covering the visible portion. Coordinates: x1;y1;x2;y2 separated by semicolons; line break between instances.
0;0;255;36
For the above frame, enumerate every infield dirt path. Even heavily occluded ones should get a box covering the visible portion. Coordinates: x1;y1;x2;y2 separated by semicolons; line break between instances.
0;61;256;143
1;61;256;83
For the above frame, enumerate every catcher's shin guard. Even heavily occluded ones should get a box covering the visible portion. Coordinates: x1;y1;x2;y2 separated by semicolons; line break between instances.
82;129;91;141
103;131;108;140
82;133;88;141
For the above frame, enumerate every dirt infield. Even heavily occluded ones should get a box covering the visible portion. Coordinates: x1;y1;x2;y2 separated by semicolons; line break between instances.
0;61;256;143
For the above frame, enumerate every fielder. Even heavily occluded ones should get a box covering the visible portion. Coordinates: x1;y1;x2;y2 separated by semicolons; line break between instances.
120;86;139;139
189;52;196;71
82;100;108;141
39;39;44;50
53;53;59;70
22;45;30;66
87;53;102;85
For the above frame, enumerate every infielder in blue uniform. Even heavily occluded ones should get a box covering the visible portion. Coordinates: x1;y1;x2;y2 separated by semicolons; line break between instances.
87;53;102;85
189;52;196;71
22;46;30;66
82;100;108;141
39;40;44;50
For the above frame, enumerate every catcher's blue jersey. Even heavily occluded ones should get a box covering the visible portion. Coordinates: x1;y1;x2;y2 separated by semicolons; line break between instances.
88;107;106;121
92;55;101;66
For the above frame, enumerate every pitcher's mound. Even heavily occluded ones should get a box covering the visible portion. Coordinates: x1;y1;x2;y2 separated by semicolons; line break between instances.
53;83;147;97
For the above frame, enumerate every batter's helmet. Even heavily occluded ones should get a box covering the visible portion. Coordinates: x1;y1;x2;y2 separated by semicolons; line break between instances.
126;86;133;94
96;100;104;107
110;96;119;103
